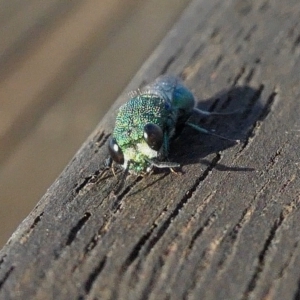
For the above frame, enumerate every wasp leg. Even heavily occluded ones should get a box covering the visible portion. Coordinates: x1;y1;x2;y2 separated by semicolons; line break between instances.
169;167;183;175
95;157;113;181
111;161;130;196
193;107;240;116
147;158;180;169
161;132;170;159
105;156;113;168
186;122;240;143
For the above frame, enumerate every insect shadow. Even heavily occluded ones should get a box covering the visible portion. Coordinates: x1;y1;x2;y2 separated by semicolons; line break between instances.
98;84;261;198
165;85;262;171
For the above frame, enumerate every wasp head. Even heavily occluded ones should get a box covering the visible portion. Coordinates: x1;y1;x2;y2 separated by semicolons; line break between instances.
108;95;168;174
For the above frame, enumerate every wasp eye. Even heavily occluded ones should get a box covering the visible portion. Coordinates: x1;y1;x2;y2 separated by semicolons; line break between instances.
108;138;124;164
143;123;163;151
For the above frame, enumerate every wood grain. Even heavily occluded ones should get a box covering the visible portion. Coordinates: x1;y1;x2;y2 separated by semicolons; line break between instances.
1;0;300;299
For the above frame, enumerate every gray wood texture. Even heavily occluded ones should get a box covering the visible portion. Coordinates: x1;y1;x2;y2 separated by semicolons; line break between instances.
1;0;300;299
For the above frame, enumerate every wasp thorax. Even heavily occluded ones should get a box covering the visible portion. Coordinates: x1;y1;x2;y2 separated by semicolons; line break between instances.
143;123;163;151
108;137;124;164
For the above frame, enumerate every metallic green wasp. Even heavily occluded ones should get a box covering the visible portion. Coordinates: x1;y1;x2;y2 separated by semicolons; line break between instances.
107;76;239;175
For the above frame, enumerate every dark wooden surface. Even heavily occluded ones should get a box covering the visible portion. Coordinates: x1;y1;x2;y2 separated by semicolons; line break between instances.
1;0;300;299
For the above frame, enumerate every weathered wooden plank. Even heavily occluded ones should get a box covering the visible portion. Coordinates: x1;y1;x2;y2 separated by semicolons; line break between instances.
1;0;300;299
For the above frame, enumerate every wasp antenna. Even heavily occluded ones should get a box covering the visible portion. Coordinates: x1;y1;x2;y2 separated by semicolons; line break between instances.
186;122;240;143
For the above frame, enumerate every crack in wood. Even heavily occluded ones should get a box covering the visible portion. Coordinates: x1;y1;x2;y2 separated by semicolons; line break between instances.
80;256;107;298
74;175;98;195
294;276;300;300
119;154;221;281
267;148;282;168
182;233;226;299
245;68;255;84
109;175;144;213
207;97;221;113
287;19;300;52
143;154;221;254
19;212;44;244
214;54;224;69
94;133;110;149
231;66;246;86
0;255;6;268
161;55;176;74
210;27;221;41
282;197;300;221
242;198;300;300
279;174;296;194
72;176;146;273
177;191;216;245
218;93;233;111
258;89;278;122
0;266;14;290
234;44;242;55
216;205;254;273
125;194;219;297
94;132;105;144
66;212;91;246
139;193;217;295
121;226;157;273
71;217;110;274
244;25;258;42
136;257;163;300
187;212;217;252
189;44;205;63
84;221;109;255
292;33;300;54
73;166;111;196
240;84;264;120
242;209;287;299
239;87;277;152
181;249;209;299
259;1;270;12
273;240;299;286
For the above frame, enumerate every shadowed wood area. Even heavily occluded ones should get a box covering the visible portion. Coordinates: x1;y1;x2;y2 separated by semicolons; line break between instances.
1;0;300;299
